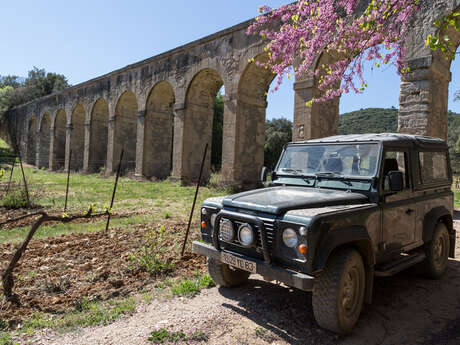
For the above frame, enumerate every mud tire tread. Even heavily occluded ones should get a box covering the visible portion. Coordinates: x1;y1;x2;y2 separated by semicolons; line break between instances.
422;222;450;279
312;248;364;334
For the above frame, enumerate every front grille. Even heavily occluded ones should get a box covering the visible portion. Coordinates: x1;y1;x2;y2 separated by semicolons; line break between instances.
220;217;276;253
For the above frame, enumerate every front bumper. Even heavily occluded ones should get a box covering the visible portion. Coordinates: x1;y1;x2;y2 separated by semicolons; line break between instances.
192;241;315;291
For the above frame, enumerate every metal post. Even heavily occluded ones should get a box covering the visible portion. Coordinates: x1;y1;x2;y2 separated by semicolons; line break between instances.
181;143;208;257
105;148;124;234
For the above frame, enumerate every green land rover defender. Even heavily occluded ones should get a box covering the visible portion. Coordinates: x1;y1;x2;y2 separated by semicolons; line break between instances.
193;133;456;334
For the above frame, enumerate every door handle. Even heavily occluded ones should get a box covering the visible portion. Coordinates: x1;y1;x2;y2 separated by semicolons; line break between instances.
406;208;414;215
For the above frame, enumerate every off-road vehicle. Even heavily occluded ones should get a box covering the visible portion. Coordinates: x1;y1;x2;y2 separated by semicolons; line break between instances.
193;133;456;334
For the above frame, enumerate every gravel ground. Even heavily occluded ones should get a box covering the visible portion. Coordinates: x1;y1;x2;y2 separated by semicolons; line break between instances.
23;223;460;345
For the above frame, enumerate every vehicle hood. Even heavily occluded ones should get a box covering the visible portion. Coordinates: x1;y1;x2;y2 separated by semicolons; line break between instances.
221;186;368;215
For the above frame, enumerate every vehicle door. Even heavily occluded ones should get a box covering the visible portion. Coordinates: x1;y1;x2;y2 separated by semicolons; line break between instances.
381;149;417;252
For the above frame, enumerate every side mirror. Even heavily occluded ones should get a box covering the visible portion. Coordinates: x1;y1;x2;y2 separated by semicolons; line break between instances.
387;171;404;192
260;166;268;184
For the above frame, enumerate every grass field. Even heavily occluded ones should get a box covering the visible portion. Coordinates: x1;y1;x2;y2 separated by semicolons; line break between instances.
0;165;227;243
0;138;9;149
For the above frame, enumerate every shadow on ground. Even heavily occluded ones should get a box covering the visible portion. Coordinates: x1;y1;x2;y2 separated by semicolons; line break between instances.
218;258;460;345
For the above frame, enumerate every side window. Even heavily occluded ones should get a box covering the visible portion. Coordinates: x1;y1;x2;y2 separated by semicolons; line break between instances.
419;151;449;184
382;151;410;191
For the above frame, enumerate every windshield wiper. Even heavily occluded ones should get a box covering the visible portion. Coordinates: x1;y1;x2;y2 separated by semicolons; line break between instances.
315;172;344;177
280;168;304;174
315;172;352;186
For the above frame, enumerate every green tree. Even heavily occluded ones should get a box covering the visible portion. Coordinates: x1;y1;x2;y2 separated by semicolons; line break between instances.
6;67;70;108
0;86;12;111
0;75;23;89
264;118;292;170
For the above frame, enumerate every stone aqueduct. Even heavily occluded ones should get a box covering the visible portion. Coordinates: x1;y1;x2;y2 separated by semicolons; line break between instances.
5;0;460;186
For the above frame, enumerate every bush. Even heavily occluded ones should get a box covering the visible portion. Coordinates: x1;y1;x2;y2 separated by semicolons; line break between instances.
130;226;173;276
0;188;30;209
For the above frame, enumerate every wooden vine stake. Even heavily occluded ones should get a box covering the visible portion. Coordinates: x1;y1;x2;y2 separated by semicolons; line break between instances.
6;159;15;194
105;148;124;234
181;143;208;257
64;150;72;212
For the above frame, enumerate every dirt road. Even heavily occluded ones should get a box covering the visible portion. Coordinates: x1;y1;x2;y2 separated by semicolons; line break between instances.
29;227;460;345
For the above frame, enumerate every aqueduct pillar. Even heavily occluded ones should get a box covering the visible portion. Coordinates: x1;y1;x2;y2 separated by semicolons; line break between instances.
398;56;451;141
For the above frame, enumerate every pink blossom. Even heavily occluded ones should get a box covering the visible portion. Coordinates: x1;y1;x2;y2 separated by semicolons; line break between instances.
248;0;420;103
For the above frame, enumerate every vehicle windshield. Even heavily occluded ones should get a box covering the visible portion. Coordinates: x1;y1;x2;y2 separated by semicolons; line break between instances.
276;143;380;178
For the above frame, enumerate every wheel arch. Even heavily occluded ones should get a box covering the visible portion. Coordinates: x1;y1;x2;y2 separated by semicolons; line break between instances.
313;226;375;272
313;226;375;304
423;206;455;258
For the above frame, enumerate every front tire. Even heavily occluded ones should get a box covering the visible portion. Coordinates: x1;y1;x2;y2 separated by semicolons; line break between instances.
207;257;250;287
312;249;365;334
422;222;450;279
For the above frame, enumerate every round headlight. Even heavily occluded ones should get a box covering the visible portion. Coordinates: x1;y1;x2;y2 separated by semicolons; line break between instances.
201;208;207;215
238;224;255;247
210;213;217;228
283;228;298;248
219;219;235;242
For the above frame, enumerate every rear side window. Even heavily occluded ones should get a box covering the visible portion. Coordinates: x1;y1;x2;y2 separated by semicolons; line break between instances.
419;151;449;184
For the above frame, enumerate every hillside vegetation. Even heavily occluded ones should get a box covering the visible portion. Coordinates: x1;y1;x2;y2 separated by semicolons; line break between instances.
339;108;460;173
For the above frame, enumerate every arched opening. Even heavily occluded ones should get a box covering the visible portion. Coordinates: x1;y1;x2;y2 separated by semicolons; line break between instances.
265;76;294;171
70;104;86;171
183;69;224;183
144;82;175;179
235;54;276;185
446;39;460;175
89;98;109;173
53;109;66;170
211;86;225;172
39;113;51;169
26;116;37;165
115;91;138;173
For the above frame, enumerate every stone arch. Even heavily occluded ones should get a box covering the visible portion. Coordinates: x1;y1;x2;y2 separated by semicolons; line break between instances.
114;90;138;173
39;113;51;169
52;109;67;170
144;81;175;178
26;116;37;165
232;53;276;186
181;68;224;183
70;104;86;171
89;98;109;172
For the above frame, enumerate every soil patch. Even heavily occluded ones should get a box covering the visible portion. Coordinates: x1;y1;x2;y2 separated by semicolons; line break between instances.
0;220;204;324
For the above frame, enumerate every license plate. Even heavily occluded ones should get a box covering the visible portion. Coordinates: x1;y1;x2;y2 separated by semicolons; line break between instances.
221;252;257;273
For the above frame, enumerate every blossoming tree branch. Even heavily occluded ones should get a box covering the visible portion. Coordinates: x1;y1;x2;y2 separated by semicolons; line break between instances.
248;0;459;105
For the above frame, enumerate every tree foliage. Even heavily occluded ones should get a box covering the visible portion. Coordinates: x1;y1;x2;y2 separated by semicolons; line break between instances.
0;86;13;117
426;10;460;60
339;107;460;174
0;68;70;130
248;0;419;104
264;118;292;169
6;67;70;108
0;76;22;89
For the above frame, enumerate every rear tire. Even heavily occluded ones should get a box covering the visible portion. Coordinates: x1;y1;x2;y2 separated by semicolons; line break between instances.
312;249;365;334
422;222;450;279
207;257;250;287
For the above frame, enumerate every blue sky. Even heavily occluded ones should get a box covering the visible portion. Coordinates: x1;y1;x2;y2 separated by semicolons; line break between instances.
2;0;459;120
